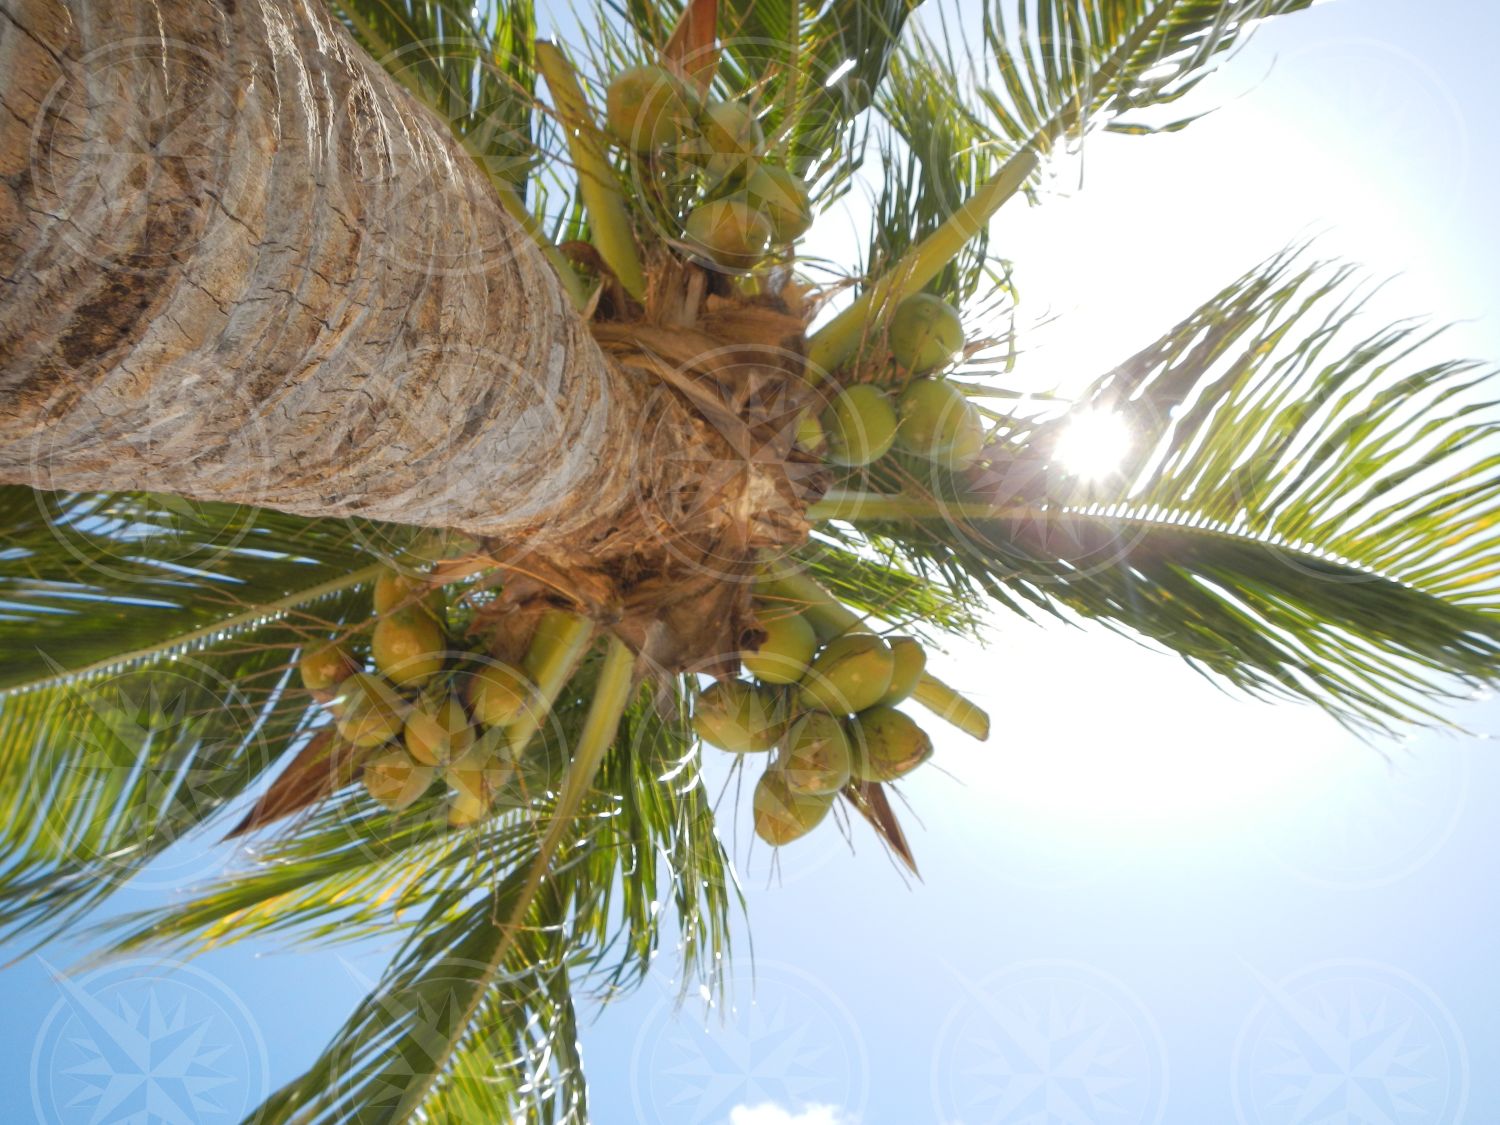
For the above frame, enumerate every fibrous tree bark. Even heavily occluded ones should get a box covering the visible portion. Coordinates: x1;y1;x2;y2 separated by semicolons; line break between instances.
0;0;679;545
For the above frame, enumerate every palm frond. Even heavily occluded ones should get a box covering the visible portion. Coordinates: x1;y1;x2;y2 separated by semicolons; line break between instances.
810;0;1315;371
95;649;735;1120
791;535;989;643
252;879;588;1121
971;0;1312;175
865;37;1012;305
604;0;918;205
831;250;1500;733
0;491;415;945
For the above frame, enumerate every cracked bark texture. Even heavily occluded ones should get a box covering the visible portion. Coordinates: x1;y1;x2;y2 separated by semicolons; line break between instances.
0;0;655;544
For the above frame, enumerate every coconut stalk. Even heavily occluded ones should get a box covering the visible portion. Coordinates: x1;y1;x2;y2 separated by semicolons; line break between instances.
756;562;990;740
535;41;648;301
805;3;1182;378
910;677;990;742
505;610;596;757
807;489;1042;524
388;633;635;1122
804;153;1038;379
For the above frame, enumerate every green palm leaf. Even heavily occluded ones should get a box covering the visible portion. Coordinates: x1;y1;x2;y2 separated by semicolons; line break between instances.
971;0;1312;164
253;883;587;1122
2;2;1492;1122
823;249;1500;732
811;0;1315;370
0;492;415;945
99;652;736;1121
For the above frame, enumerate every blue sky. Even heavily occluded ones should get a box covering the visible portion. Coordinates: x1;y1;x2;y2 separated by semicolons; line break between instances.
5;1;1500;1123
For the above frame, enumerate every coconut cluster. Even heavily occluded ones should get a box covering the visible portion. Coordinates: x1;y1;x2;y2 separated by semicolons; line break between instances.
692;608;937;846
811;292;986;472
298;569;569;828
604;65;813;271
601;68;982;485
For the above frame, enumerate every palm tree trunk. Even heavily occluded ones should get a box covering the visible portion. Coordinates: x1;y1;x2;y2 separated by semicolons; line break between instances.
0;0;657;545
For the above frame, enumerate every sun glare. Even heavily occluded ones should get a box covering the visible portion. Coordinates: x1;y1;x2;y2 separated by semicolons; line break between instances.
1054;410;1133;480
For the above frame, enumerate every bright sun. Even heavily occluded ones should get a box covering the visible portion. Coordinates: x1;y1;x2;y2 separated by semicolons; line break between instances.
1054;410;1133;480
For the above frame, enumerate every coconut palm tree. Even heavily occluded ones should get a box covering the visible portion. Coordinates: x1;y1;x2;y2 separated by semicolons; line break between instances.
2;0;1498;1118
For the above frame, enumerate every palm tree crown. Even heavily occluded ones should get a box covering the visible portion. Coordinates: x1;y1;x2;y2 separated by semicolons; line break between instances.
2;0;1497;1119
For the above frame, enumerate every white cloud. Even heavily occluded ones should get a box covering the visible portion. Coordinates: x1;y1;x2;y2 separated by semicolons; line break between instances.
728;1105;856;1125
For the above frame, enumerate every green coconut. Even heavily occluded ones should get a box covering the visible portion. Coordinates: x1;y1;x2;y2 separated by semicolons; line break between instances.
698;99;764;160
466;662;533;729
744;164;813;243
373;568;445;618
779;711;852;796
848;705;934;782
444;742;495;807
895;377;984;467
937;411;986;469
691;679;786;753
685;199;772;270
333;673;407;748
742;611;817;685
879;636;927;704
889;293;964;372
753;768;835;845
446;788;489;828
606;65;693;151
797;632;895;714
371;607;446;689
793;408;826;454
298;640;356;692
403;694;474;766
821;384;898;467
362;748;435;811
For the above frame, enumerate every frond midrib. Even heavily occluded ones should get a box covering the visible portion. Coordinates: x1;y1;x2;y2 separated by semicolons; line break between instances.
0;563;383;700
